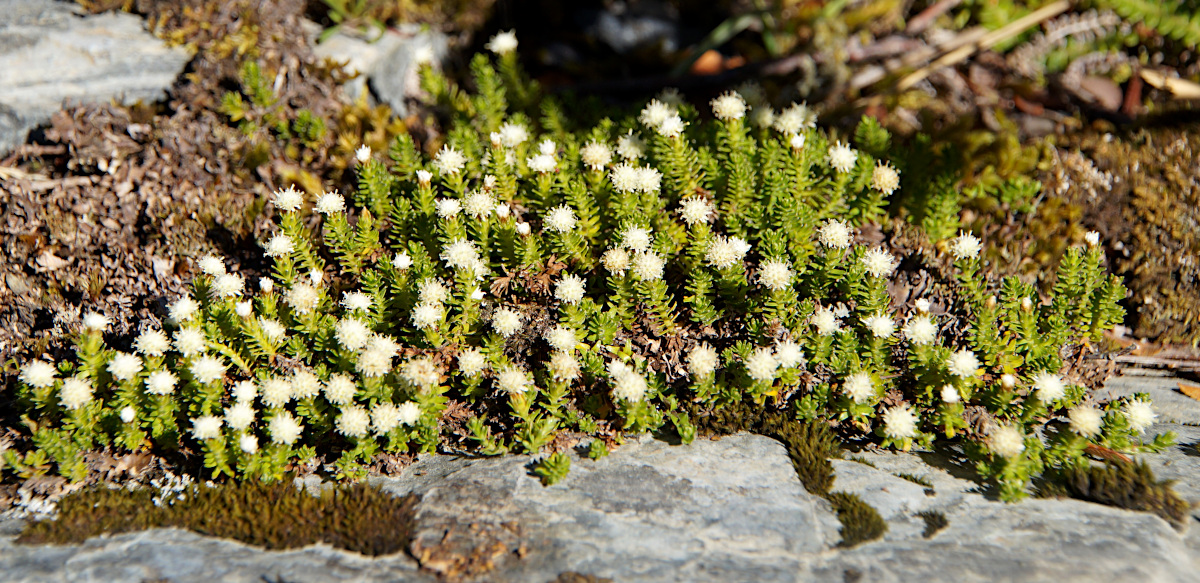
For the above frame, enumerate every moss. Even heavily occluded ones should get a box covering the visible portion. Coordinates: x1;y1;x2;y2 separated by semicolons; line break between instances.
18;480;418;556
917;510;948;538
1041;461;1191;529
827;491;888;547
552;573;614;583
895;472;932;488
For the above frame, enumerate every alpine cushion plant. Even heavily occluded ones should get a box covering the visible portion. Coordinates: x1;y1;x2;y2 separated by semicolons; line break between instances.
6;33;1158;502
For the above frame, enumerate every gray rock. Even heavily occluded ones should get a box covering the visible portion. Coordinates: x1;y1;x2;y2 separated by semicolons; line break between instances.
0;0;189;153
312;25;448;118
6;379;1200;582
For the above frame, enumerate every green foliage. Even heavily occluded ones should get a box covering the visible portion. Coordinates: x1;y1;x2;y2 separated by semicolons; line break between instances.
532;452;572;486
827;491;888;547
18;478;418;555
1041;460;1191;528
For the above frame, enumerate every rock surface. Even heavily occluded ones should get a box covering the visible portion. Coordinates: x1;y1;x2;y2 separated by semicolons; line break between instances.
311;25;448;117
0;0;190;154
3;375;1200;582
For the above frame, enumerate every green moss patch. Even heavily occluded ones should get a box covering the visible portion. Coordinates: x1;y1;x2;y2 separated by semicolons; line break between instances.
917;510;948;538
18;480;418;556
827;491;889;547
1041;461;1191;530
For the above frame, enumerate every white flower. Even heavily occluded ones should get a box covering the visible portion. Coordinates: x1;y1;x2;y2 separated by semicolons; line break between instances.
83;312;111;332
527;153;557;173
259;318;287;342
989;425;1025;458
639;99;674;129
790;134;806;150
1068;406;1104;438
620;227;652;252
744;105;773;131
711;91;747;120
549;352;581;382
336;406;371;438
492;307;524;337
497;365;531;394
415;170;432;185
861;247;897;278
1085;231;1100;246
774;102;817;134
941;385;960;403
339;292;372;313
260;377;293;408
745;348;779;382
189;356;226;384
679;197;713;225
269;412;303;445
191;415;223;440
844;372;875;403
609;163;639;193
315;191;346;214
687;344;719;377
273;186;304;212
169;296;199;322
433;145;466;175
538;139;556;156
263;235;295;260
498;122;528;147
463;190;495;219
402;357;441;388
883;404;919;440
1000;373;1018;389
580;141;612;170
458;348;488;377
145;371;178;395
336;318;372;351
706;236;747;269
397;402;421;426
947;350;980;378
555;274;586;304
545;325;578;353
290;369;322;400
235;301;253;318
602;248;631;275
259;277;274;293
309;268;323;286
632;251;665;281
902;316;938;345
774;340;805;368
811;307;842;336
486;30;518;54
950;231;982;260
355;145;371;163
225;403;255;431
212;273;245;298
120;406;136;423
392;252;413;270
544;205;577;232
174;328;207;357
495;202;511;218
657;114;686;138
59;377;93;409
20;360;57;388
411;302;443;330
516;222;531;235
239;434;259;454
758;260;793;291
435;198;462;219
873;162;901;194
286;283;320;314
232;380;257;403
828;141;858;173
914;298;931;313
611;368;647;402
324;374;357;406
616;132;645;160
441;239;480;271
1032;372;1065;402
418;279;449;305
135;329;170;356
371;403;401;434
198;255;226;276
1124;399;1156;433
817;219;853;249
864;314;895;339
